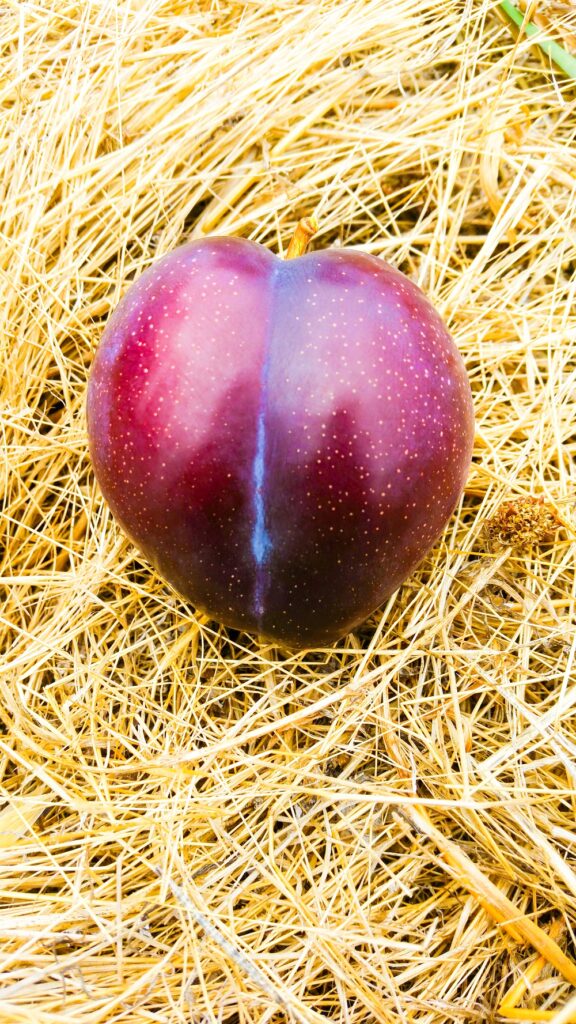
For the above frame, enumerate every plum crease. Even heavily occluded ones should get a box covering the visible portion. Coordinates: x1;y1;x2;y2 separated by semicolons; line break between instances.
250;261;278;621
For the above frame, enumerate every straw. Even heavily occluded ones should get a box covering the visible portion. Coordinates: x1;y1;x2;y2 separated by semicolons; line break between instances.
1;0;576;1020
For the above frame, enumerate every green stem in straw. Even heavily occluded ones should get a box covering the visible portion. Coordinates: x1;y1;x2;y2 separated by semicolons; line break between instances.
499;0;576;79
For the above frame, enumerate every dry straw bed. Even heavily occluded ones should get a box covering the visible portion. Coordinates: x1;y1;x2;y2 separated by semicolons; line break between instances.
1;0;576;1021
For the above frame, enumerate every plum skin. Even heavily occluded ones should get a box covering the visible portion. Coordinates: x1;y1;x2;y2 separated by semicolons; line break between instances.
87;237;474;649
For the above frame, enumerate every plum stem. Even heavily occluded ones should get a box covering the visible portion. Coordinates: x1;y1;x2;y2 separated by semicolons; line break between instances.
285;215;319;259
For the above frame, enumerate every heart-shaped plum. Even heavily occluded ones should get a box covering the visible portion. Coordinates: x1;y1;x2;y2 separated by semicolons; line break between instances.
87;221;474;648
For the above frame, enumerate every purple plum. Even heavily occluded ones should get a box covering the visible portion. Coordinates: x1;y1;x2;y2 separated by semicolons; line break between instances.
87;226;474;648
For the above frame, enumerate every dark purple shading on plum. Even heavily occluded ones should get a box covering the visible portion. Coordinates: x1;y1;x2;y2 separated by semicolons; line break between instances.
87;237;474;649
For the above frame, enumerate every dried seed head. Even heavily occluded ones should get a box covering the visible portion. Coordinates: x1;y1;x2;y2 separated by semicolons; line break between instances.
485;496;562;549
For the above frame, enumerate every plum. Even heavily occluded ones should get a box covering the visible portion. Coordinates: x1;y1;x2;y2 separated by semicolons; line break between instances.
87;220;474;649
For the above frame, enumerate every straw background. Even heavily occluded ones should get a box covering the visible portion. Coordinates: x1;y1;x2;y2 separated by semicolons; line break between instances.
1;0;576;1021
